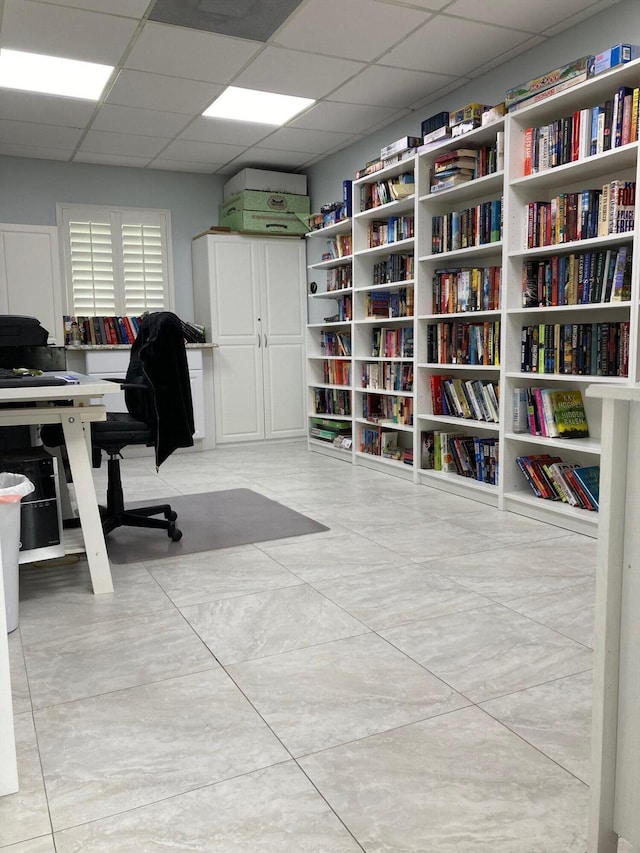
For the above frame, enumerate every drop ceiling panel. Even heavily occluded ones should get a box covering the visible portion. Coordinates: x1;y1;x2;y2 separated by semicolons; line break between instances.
273;0;432;62
0;142;73;160
180;117;272;147
148;0;305;41
0;0;139;64
332;66;460;108
542;0;621;36
0;118;83;149
73;152;153;167
224;147;312;171
151;159;218;173
124;22;262;81
471;35;546;78
91;104;192;138
233;46;366;99
289;101;403;134
105;70;221;115
445;0;595;31
0;90;96;127
381;16;533;75
34;0;150;16
78;129;169;158
258;126;356;154
159;138;248;164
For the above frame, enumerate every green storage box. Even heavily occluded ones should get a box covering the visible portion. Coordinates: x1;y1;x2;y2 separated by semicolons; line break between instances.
221;190;310;217
219;208;309;235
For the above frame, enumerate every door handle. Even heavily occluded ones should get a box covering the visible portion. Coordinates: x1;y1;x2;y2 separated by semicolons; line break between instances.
264;334;267;348
257;333;261;348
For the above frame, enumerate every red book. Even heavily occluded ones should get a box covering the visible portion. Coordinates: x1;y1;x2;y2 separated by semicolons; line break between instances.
123;316;136;343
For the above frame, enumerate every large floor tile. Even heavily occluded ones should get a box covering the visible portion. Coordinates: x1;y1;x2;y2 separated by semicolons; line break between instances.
228;633;468;756
182;584;368;664
446;505;559;544
423;542;593;603
299;706;588;852
358;517;496;562
146;546;302;607
258;532;407;582
505;580;595;648
54;762;363;852
2;837;56;852
0;713;51;848
480;670;593;784
34;669;289;830
313;563;492;629
22;610;217;708
381;603;592;702
9;632;31;715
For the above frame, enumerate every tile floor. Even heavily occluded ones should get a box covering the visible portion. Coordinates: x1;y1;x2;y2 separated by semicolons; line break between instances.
3;440;596;851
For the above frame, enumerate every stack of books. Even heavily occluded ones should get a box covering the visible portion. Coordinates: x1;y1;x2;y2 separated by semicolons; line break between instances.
431;148;479;192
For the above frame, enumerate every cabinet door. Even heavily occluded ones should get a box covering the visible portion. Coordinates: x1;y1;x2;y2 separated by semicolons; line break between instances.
260;238;306;439
0;225;64;345
209;237;265;442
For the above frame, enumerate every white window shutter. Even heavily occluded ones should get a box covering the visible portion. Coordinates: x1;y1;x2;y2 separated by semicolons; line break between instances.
68;220;116;314
121;223;167;314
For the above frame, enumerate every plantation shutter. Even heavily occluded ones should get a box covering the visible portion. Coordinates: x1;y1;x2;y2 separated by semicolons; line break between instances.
68;219;116;314
59;204;173;317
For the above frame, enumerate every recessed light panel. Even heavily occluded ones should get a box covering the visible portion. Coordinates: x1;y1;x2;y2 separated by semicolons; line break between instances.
0;49;113;100
203;86;314;125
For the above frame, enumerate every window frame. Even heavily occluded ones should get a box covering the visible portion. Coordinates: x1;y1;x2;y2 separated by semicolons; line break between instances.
56;202;175;317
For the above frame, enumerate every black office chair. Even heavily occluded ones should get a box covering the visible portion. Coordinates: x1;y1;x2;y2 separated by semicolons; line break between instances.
42;311;195;542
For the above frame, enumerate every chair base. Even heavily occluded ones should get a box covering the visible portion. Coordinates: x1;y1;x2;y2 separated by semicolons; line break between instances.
101;454;183;542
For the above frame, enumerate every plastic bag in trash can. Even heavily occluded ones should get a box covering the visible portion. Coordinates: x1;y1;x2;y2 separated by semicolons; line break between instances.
0;473;35;633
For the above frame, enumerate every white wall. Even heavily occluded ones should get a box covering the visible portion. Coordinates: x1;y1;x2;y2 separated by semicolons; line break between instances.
0;156;224;320
306;0;640;210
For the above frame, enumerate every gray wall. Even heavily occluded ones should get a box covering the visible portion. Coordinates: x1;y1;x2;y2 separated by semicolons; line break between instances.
306;0;640;209
0;156;224;320
0;0;638;319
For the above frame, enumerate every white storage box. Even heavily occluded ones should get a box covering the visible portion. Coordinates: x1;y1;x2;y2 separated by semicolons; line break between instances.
224;168;307;201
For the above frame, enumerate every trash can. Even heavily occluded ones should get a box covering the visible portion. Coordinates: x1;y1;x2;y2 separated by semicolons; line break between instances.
0;473;35;633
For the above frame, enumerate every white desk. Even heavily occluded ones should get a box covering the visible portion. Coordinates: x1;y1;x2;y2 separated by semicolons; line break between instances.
1;373;117;796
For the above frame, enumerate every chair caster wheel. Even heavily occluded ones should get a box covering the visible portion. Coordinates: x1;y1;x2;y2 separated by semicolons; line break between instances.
168;524;182;541
166;510;178;522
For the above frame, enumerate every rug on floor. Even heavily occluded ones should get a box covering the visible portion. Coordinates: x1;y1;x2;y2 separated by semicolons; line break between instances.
105;488;329;564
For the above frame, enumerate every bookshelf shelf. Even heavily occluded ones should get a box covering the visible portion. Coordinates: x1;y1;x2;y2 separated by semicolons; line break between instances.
308;255;353;270
305;58;640;534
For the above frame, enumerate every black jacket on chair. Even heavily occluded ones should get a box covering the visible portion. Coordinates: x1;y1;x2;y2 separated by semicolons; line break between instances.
126;312;195;468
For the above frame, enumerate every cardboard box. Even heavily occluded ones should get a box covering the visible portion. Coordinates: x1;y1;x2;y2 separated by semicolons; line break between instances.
594;44;640;75
421;111;449;138
223;168;307;201
380;136;422;158
505;55;594;109
218;208;308;235
220;190;310;218
449;103;491;127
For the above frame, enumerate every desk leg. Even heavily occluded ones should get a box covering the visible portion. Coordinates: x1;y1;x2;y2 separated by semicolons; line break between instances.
0;588;18;796
61;413;114;595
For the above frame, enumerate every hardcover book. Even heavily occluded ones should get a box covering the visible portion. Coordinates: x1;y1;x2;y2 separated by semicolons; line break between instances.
548;389;590;438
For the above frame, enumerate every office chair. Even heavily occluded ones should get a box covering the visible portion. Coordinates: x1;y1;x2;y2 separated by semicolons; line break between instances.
42;311;195;542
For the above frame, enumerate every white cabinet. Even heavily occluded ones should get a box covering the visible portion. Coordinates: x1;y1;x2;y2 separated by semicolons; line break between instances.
0;224;64;345
192;232;306;444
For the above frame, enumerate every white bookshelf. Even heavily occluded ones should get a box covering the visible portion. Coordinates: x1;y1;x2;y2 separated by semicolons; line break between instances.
304;57;640;535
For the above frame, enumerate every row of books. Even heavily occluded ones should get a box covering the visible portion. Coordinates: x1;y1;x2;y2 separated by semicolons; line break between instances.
426;320;501;367
525;181;635;248
313;387;351;417
64;314;140;346
516;455;599;510
420;430;499;484
512;387;589;438
308;202;350;232
432;266;501;314
323;234;352;260
365;287;413;319
322;359;351;386
369;216;414;247
360;173;415;210
362;392;413;426
431;200;502;255
430;374;499;423
326;265;352;291
372;253;414;285
521;246;631;307
319;330;351;356
522;86;640;175
323;295;351;323
361;361;413;393
520;321;629;377
371;326;414;358
430;144;501;194
359;426;413;464
308;416;351;444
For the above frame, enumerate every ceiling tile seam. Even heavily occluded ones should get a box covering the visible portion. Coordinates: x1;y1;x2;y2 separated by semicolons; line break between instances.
14;0;151;23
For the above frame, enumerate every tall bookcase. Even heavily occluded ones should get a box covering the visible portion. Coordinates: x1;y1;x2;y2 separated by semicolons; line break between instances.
304;57;640;536
306;216;354;460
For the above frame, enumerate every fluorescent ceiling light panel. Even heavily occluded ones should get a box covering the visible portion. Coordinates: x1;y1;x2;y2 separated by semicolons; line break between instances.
0;49;113;100
203;86;314;125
